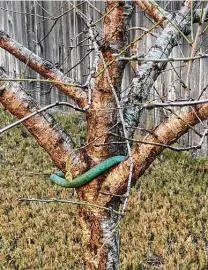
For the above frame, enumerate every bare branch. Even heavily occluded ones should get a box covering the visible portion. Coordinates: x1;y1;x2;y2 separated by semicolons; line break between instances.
141;99;208;109
186;3;208;96
98;101;208;204
0;102;84;135
122;1;197;137
127;26;158;38
82;25;101;110
0;68;74;171
95;20;161;78
116;53;208;63
0;31;87;107
102;129;208;152
18;197;121;215
135;0;166;25
136;0;208;26
0;77;83;88
85;98;208;111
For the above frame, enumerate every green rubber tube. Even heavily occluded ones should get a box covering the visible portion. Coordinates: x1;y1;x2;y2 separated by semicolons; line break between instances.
55;171;65;177
50;155;126;188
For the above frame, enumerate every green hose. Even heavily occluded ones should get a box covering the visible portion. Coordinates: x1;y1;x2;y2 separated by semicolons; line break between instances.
50;155;126;188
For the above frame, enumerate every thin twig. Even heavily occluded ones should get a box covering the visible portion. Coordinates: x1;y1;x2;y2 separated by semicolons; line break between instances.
107;130;208;152
1;169;49;176
18;197;122;215
99;191;127;198
90;2;119;27
65;49;94;75
150;0;193;45
86;99;208;111
116;53;208;63
0;78;84;88
83;24;101;110
127;26;158;38
0;102;84;135
95;20;162;78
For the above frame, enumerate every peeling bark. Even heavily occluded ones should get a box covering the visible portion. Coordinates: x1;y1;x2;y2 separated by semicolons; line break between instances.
0;68;75;171
99;101;208;203
135;0;166;26
0;30;87;107
75;2;131;268
1;1;208;270
77;207;120;270
83;0;127;195
123;1;195;136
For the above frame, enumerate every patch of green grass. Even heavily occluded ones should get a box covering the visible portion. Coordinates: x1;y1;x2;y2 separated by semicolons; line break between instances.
0;108;208;269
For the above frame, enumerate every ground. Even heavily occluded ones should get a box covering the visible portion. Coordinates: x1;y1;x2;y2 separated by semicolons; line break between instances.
0;109;208;270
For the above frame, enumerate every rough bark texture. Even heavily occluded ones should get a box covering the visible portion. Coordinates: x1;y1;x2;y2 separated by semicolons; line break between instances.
0;30;87;107
0;1;208;270
135;0;166;25
76;207;120;270
0;68;74;171
98;101;208;204
75;2;129;269
122;1;194;136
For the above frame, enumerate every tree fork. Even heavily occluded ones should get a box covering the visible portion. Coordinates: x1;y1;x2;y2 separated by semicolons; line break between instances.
0;1;208;269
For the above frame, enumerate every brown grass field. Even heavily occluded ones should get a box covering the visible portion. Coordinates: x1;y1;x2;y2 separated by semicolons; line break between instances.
0;108;208;269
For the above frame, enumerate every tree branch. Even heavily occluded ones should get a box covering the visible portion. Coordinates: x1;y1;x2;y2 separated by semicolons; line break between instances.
0;68;80;171
122;1;196;137
0;31;88;107
0;102;84;135
135;0;207;26
98;100;208;204
116;53;208;63
18;197;121;215
135;0;167;26
77;0;134;204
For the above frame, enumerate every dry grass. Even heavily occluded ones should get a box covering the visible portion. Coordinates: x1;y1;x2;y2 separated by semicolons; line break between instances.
0;108;208;269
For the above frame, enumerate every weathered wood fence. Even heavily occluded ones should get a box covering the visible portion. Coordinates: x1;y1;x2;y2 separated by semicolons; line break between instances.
0;1;207;155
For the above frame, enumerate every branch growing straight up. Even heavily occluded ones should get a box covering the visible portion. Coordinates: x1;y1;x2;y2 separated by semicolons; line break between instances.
122;1;197;137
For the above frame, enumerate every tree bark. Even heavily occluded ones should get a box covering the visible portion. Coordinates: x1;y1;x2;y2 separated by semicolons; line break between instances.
73;101;208;270
0;31;87;107
123;0;195;136
0;68;74;171
99;101;208;202
73;2;131;268
135;0;166;25
0;1;208;270
77;207;120;270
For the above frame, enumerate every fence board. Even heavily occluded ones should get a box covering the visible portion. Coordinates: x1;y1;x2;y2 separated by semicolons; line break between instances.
0;1;207;155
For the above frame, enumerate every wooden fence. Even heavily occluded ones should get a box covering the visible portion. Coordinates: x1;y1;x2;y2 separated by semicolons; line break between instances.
0;1;207;155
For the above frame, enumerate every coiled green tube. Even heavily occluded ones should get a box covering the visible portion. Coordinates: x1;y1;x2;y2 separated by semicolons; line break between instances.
50;155;126;188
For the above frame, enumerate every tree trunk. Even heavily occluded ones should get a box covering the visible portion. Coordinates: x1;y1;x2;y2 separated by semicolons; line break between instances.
78;206;120;270
74;2;129;268
0;1;208;269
